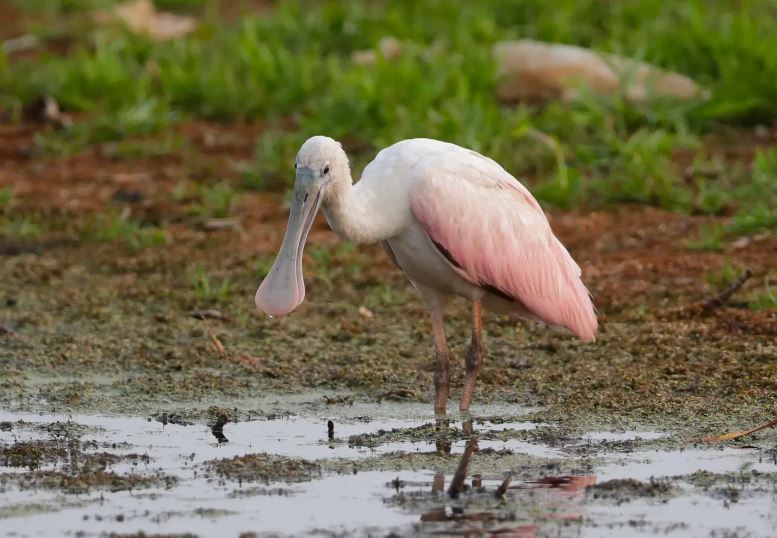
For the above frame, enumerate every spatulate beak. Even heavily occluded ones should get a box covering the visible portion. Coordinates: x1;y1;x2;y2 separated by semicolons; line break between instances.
255;168;323;317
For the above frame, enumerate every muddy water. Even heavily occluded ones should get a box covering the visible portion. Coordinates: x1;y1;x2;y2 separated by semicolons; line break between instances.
1;402;776;537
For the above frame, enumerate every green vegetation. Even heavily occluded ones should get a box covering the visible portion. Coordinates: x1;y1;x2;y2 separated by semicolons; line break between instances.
309;242;363;287
191;263;233;303
705;260;748;291
725;149;777;235
2;1;776;221
37;99;177;157
12;0;114;15
0;188;13;206
242;131;303;191
191;182;235;219
0;0;775;260
749;285;777;310
103;132;186;160
685;225;725;252
85;211;168;250
2;215;42;239
253;256;275;280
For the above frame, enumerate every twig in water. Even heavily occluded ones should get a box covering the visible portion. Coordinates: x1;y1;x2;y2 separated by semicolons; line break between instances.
448;437;478;498
698;417;777;443
202;318;225;356
495;472;513;498
702;268;753;312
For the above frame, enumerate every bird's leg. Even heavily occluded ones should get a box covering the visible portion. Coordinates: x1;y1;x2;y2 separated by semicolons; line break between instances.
460;299;484;411
430;309;450;414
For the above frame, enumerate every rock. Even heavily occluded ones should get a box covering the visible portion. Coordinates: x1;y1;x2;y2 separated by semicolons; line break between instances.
1;35;39;55
352;37;403;65
493;40;705;104
24;96;72;128
357;306;374;319
99;0;198;42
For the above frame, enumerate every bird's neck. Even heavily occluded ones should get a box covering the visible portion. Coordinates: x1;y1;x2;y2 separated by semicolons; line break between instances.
323;172;397;245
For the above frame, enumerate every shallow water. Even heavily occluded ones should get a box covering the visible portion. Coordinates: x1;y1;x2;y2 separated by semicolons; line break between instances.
1;404;776;537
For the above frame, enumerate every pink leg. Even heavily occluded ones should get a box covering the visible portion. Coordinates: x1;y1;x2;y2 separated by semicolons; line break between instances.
430;309;450;414
460;300;484;411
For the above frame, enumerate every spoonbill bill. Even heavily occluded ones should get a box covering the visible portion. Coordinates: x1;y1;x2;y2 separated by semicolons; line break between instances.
255;136;597;413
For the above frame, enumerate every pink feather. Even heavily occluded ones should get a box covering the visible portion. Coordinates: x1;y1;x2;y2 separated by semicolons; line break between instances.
409;159;597;342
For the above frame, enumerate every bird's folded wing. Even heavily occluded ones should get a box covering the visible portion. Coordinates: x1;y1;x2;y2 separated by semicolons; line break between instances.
409;165;597;342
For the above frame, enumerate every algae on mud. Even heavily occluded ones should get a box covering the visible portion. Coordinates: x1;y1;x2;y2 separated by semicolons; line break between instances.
207;453;321;484
2;208;777;436
2;406;777;536
0;431;175;495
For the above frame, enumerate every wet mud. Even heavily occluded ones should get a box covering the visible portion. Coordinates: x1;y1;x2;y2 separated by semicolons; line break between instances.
1;401;776;537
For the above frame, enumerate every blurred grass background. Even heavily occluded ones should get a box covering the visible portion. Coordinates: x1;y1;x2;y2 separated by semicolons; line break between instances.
1;0;776;239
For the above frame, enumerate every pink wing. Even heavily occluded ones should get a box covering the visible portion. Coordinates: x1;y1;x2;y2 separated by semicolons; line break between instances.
409;158;597;342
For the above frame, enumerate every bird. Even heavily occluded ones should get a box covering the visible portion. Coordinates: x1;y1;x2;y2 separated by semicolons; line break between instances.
255;136;597;414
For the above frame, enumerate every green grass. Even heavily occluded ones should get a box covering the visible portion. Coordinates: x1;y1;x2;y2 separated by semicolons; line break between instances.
3;0;777;218
12;0;115;15
191;264;233;303
727;207;777;236
241;130;304;191
153;0;207;11
85;211;168;251
253;256;275;280
704;265;777;310
2;215;43;239
749;285;777;310
0;188;13;206
189;182;235;219
685;225;725;252
102;133;186;160
308;242;362;287
723;149;777;235
35;99;178;157
705;260;748;291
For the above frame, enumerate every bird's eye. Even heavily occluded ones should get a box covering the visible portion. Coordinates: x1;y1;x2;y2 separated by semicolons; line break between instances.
323;165;330;175
294;162;298;169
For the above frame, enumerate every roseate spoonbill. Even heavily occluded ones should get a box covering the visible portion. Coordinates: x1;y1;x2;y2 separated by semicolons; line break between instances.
255;136;597;413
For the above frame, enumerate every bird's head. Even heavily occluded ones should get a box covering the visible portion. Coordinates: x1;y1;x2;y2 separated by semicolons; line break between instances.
254;136;348;317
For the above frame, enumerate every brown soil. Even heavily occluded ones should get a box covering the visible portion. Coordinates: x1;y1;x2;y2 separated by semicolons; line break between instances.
0;120;265;213
1;119;776;433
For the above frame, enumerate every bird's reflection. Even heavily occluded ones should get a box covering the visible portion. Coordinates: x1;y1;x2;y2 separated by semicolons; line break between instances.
418;415;595;536
461;415;474;435
434;416;452;455
431;472;445;494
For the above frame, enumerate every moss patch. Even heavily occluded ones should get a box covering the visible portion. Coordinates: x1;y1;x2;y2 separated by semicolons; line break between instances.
207;453;322;484
586;478;675;502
